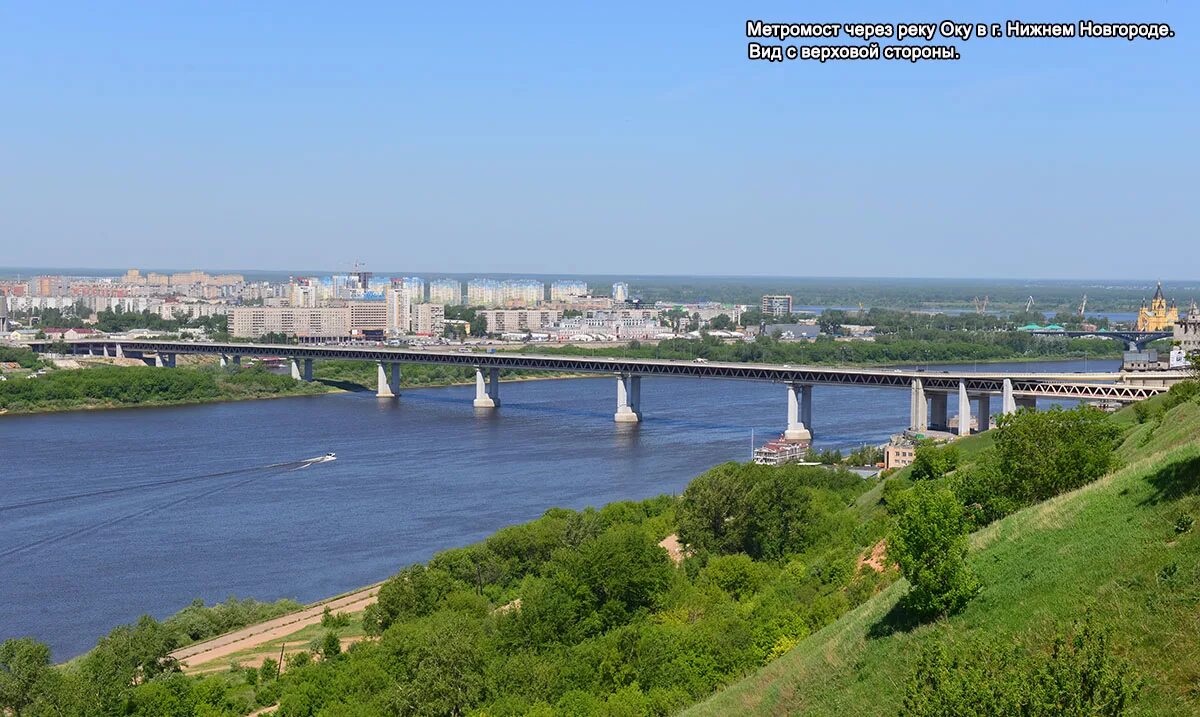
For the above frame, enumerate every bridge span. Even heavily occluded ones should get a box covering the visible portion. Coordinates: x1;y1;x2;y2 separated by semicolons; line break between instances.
46;339;1168;441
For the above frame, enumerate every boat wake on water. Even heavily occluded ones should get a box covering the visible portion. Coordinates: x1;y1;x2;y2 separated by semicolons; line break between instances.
292;453;337;470
0;456;335;560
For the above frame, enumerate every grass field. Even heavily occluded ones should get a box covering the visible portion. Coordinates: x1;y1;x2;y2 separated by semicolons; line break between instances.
685;393;1200;716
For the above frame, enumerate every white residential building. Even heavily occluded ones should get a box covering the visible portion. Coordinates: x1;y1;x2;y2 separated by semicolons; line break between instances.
481;309;562;334
412;303;445;335
550;280;589;302
428;279;462;306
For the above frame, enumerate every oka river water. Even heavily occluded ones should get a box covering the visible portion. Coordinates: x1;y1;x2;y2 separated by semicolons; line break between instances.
1;358;1117;658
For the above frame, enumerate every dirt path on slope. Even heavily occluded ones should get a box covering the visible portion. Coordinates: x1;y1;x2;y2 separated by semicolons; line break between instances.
169;584;380;669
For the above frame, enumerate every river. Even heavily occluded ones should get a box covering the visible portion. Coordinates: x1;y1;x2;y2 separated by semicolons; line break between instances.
0;358;1118;658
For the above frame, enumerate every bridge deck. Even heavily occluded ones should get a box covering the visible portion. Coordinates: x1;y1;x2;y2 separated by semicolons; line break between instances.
44;339;1166;402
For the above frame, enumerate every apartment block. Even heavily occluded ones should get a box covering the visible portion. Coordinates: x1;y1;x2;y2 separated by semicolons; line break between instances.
481;309;562;334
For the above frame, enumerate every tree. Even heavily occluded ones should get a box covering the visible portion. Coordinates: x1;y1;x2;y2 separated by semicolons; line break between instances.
381;611;487;716
909;444;960;481
888;482;979;618
469;312;488;337
677;464;752;556
991;406;1120;505
1190;352;1200;380
0;638;53;716
320;631;342;660
708;314;734;331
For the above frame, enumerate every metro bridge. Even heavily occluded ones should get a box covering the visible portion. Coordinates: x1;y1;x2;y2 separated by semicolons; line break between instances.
40;339;1169;441
1028;329;1173;351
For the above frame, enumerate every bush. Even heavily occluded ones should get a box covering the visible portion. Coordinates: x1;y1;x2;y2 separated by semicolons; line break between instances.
909;444;960;481
901;618;1140;716
888;482;979;618
677;462;865;560
954;406;1121;524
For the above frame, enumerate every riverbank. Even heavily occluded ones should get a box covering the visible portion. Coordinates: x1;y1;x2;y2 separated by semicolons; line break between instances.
0;364;334;416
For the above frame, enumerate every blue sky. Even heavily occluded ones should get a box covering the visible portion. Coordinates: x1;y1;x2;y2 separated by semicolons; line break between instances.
1;1;1195;278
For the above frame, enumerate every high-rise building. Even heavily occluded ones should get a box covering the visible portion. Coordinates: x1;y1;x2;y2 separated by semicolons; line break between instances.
612;282;630;303
551;280;589;302
387;279;419;335
349;300;388;334
0;290;9;333
229;307;351;339
400;277;425;302
499;279;544;307
760;295;793;318
412;303;445;336
290;278;319;307
467;279;502;307
428;279;462;306
480;309;562;334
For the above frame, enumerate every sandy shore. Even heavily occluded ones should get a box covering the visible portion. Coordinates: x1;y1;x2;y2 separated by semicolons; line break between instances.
169;584;380;670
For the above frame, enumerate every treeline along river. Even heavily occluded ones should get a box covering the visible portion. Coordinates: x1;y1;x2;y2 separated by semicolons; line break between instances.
0;359;1116;658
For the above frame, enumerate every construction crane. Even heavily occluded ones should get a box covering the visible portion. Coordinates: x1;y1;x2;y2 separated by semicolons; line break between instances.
1025;296;1035;312
1078;294;1088;316
972;296;989;314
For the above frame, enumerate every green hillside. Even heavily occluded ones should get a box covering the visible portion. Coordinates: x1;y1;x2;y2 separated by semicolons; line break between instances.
686;392;1200;716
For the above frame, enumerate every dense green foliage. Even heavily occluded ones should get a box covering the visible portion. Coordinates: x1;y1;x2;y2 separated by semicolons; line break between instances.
676;463;867;561
2;463;894;715
0;346;43;369
164;598;303;646
0;365;327;412
687;387;1200;716
954;406;1122;524
908;444;960;482
8;384;1196;715
901;618;1140;716
887;483;979;618
0;598;303;717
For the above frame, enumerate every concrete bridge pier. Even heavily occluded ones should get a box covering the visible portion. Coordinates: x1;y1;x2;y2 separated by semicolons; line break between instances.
957;381;972;437
784;383;813;441
290;358;303;381
473;367;501;408
302;358;313;382
928;392;949;430
909;379;927;432
154;353;165;368
377;362;400;398
1001;378;1016;415
615;373;642;423
977;394;991;432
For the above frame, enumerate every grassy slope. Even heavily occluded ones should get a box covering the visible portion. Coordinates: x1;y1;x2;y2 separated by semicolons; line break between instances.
686;398;1200;716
